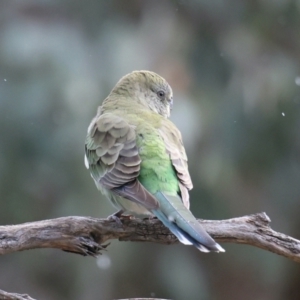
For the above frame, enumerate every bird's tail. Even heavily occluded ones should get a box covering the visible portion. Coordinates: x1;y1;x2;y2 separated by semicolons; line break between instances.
152;192;225;253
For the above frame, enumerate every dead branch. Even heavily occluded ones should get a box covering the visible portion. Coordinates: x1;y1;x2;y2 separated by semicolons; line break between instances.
1;212;300;300
0;289;36;300
0;212;299;262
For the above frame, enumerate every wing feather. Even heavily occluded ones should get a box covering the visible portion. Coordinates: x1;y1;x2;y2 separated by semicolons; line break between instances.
158;123;193;209
85;113;158;210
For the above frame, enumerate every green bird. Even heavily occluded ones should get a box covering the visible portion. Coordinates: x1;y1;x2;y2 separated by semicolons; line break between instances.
84;70;224;253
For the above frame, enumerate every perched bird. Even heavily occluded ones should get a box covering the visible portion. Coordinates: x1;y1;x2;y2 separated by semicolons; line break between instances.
84;70;224;253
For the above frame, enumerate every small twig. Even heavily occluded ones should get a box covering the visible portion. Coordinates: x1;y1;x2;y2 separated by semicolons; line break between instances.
0;212;299;262
0;289;36;300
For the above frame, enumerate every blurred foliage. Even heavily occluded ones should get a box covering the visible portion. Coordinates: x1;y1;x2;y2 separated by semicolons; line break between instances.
0;1;300;299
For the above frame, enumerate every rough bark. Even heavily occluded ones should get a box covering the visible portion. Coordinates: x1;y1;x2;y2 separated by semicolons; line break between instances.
0;212;299;262
1;213;300;299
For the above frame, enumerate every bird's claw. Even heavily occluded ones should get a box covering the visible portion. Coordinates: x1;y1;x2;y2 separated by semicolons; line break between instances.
107;215;123;225
107;210;134;225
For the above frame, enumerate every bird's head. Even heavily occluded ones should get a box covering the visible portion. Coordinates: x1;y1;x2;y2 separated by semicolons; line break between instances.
111;70;173;118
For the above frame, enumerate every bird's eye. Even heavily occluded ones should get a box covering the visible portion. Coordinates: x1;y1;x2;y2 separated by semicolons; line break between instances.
157;90;165;98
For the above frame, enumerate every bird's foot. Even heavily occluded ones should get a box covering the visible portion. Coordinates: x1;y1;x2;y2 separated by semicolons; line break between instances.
107;210;124;225
107;210;134;225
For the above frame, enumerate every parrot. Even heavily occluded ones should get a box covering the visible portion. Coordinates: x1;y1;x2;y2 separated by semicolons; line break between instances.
84;70;224;253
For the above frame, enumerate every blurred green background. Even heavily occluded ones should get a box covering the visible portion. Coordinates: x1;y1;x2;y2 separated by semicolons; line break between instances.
0;1;300;299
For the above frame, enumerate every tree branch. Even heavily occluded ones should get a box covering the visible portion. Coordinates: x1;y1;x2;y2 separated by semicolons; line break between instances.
1;213;300;299
0;289;36;300
0;212;300;262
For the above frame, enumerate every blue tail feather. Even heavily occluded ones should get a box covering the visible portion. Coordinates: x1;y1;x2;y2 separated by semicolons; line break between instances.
152;192;225;253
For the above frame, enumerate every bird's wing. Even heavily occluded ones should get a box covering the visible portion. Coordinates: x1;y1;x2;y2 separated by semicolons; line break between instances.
85;113;159;210
158;122;193;209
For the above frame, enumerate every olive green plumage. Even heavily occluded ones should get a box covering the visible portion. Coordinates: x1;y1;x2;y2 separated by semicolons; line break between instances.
85;70;224;253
